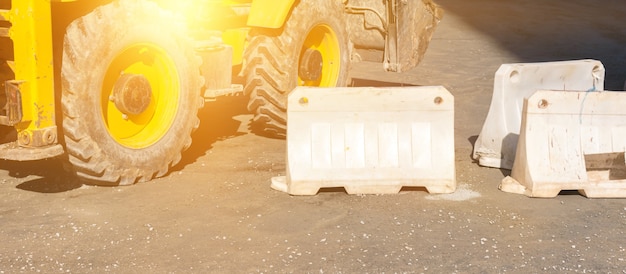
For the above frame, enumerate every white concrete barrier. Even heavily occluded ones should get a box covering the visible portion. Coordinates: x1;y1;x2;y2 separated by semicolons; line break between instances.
271;86;455;195
473;60;604;169
500;90;626;198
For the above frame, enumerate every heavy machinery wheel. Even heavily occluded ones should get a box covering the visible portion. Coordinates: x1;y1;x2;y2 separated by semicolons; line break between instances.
61;0;203;185
243;0;350;138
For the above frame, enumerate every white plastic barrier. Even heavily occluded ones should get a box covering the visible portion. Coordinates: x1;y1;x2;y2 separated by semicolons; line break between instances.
500;90;626;198
473;60;604;169
271;86;455;195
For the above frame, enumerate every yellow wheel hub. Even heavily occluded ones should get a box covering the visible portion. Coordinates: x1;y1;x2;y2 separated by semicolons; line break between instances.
102;43;179;149
298;23;341;87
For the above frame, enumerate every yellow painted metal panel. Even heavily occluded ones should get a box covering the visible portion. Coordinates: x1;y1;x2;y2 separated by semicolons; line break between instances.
222;28;248;65
9;0;57;146
247;0;295;28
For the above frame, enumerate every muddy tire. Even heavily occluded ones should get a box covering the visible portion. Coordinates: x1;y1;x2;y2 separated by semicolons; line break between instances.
61;0;203;185
243;0;350;138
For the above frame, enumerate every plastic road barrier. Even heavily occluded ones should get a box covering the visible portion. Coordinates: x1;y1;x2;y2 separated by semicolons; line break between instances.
271;86;455;195
473;60;604;169
500;90;626;198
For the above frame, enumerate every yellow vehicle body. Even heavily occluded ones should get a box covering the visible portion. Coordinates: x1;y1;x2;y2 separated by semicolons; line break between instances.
0;0;441;184
0;0;296;158
1;0;57;157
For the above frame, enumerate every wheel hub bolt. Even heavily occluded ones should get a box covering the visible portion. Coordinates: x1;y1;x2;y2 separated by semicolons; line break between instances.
299;49;323;81
112;73;152;115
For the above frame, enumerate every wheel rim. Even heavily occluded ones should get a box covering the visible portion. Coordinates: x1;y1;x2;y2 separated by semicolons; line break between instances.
101;43;179;149
298;23;341;87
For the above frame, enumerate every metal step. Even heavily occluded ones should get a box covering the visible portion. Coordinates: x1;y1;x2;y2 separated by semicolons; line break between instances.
0;141;64;161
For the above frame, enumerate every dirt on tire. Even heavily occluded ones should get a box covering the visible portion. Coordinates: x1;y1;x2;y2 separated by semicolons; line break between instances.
61;0;203;185
243;0;351;138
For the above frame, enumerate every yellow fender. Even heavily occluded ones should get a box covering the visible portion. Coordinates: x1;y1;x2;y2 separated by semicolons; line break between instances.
55;0;296;29
247;0;295;29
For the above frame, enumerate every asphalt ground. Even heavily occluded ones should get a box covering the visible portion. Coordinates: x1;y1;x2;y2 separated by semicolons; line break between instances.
1;0;626;273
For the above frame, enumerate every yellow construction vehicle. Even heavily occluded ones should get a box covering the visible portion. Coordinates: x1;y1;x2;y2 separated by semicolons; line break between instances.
0;0;442;185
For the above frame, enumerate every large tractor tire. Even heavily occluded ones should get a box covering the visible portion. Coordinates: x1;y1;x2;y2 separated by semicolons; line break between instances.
61;0;203;185
243;0;350;138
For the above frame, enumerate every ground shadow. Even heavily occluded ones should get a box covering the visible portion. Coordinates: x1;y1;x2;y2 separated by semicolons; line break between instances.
438;0;626;89
467;135;478;161
316;186;429;195
1;158;83;193
350;78;416;88
1;95;250;192
317;187;348;194
467;135;512;177
172;95;250;171
559;190;583;196
16;176;83;193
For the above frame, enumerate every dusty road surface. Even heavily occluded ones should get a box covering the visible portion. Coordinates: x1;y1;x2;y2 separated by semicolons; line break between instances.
2;0;626;273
